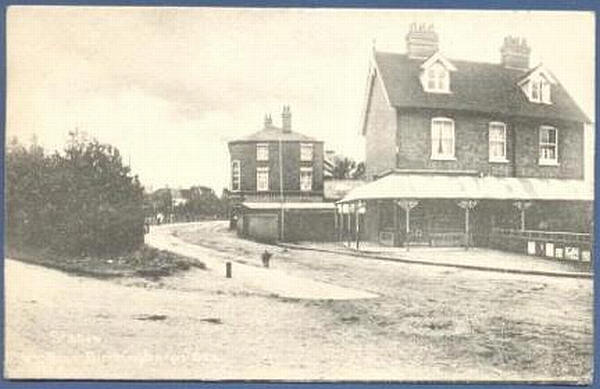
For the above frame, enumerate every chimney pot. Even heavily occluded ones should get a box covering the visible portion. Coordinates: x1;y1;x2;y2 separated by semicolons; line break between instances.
500;35;531;70
264;113;272;128
281;105;291;133
406;23;439;59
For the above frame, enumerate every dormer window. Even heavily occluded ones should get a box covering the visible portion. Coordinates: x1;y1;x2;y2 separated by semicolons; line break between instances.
426;63;449;93
518;65;556;104
529;77;551;104
419;53;456;94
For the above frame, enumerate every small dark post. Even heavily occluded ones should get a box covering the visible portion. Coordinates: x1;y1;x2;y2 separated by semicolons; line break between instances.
261;250;272;268
226;262;232;278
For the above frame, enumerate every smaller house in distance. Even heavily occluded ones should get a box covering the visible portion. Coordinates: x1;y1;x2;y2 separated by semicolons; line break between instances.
228;106;335;242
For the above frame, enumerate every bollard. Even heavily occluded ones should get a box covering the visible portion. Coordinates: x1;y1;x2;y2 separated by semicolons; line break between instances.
226;262;232;278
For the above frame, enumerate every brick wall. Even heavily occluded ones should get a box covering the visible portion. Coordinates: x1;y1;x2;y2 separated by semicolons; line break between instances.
228;142;256;191
514;119;584;179
364;73;398;180
395;109;584;179
397;109;514;176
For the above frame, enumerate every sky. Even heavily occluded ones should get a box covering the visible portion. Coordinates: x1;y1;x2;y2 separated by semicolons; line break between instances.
7;7;595;192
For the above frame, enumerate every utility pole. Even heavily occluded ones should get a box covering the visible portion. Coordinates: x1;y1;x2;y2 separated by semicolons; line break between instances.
279;138;285;241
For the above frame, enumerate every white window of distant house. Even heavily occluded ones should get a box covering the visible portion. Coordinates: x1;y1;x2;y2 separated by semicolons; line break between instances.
256;143;269;161
231;160;241;192
539;126;558;165
489;122;508;162
425;63;450;93
300;167;313;192
256;167;269;192
300;143;313;161
431;118;455;160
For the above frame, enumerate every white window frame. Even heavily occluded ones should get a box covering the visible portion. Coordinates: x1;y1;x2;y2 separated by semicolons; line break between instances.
256;167;269;192
256;143;269;161
231;160;241;192
300;143;314;162
529;77;552;104
431;117;455;160
488;122;508;163
300;167;313;192
424;63;450;93
539;126;559;166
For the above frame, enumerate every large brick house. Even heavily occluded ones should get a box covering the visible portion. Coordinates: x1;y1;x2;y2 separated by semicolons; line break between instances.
228;106;325;202
228;107;334;242
338;24;593;258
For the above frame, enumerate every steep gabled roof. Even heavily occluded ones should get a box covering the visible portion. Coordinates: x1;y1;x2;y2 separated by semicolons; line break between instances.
372;51;590;123
230;125;319;143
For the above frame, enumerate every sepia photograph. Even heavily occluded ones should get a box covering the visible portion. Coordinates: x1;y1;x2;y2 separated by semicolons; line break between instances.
4;6;595;383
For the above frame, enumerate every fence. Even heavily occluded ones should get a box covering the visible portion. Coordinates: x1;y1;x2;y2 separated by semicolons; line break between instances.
484;228;592;264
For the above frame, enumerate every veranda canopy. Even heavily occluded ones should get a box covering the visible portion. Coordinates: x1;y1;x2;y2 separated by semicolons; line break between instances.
242;202;336;210
338;174;593;203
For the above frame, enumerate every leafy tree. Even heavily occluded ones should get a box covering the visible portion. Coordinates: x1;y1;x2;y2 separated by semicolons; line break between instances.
328;155;366;180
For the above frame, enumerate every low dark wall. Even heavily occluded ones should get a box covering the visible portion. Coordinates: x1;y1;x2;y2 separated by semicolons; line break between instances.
283;210;335;242
239;208;336;242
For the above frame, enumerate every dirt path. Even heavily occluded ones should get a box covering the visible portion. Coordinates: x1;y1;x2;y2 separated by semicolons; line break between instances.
146;225;378;300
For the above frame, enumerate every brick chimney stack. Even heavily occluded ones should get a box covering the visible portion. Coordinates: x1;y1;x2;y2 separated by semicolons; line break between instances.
405;23;439;59
281;105;291;133
500;36;531;70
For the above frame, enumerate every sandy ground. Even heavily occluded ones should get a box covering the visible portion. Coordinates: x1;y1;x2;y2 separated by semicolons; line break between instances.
5;221;594;382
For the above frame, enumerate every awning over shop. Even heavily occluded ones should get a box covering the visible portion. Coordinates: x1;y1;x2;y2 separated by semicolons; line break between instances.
338;174;593;203
242;202;336;210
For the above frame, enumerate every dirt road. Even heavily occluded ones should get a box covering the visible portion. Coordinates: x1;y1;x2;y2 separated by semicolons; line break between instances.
5;221;593;381
145;224;378;300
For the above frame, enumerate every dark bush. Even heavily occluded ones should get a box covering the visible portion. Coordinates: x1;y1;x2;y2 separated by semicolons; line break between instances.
5;132;144;256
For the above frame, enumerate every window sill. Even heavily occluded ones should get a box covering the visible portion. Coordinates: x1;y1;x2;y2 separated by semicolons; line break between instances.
489;158;510;164
424;89;452;94
528;98;552;105
539;160;560;166
431;156;456;161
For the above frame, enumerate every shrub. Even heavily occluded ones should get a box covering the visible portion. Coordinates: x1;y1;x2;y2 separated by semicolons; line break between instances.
5;132;145;256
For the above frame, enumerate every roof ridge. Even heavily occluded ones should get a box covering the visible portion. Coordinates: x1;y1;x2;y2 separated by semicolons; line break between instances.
375;50;526;70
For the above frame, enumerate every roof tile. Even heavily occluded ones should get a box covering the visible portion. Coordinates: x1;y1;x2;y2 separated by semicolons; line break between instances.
374;52;589;123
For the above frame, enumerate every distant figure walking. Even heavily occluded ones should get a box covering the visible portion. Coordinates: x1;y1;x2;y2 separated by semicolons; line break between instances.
156;213;164;225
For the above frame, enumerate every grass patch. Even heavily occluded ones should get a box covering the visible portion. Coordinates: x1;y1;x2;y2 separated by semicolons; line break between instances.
6;244;205;279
